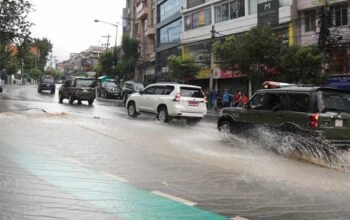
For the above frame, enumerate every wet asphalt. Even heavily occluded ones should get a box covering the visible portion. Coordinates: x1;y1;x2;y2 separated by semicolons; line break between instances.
0;84;350;220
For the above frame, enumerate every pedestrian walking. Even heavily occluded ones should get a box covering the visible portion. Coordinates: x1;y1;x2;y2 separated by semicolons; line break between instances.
241;92;249;107
211;90;218;110
222;89;233;108
233;90;241;107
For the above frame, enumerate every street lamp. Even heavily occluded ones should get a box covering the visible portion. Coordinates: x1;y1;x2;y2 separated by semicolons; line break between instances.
94;19;119;53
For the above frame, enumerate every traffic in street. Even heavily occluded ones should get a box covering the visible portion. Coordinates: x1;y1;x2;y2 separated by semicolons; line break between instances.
0;84;350;220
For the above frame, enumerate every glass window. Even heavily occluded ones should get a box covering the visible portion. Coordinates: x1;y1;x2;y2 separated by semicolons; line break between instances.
159;0;182;22
222;3;229;21
180;87;204;98
320;91;350;113
185;15;192;30
263;93;286;111
288;94;310;113
76;79;94;87
163;86;175;95
215;5;222;23
249;93;265;109
153;86;164;95
159;19;181;46
331;5;348;27
304;11;316;32
143;86;155;95
192;12;199;29
230;0;244;19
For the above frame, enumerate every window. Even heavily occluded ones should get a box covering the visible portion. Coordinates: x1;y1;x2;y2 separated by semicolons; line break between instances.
76;79;94;87
330;5;348;27
159;19;182;46
215;5;222;23
163;86;175;95
185;7;211;30
288;94;310;113
222;3;229;21
143;86;155;95
264;93;286;111
304;11;316;32
215;0;244;23
159;0;182;23
249;93;265;109
187;0;205;9
180;87;204;98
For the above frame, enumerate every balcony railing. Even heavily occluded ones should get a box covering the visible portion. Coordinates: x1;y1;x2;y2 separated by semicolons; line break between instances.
136;3;148;20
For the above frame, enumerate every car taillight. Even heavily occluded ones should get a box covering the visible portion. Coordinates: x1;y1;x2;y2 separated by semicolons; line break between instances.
309;113;320;128
173;93;181;102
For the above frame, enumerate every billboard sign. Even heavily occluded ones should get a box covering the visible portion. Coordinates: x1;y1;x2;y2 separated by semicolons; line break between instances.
258;0;279;26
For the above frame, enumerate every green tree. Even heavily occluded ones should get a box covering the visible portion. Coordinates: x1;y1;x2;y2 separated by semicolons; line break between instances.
96;50;116;76
214;25;281;89
45;68;61;79
279;45;323;85
33;38;53;71
30;68;42;80
116;35;138;80
0;0;33;44
167;55;201;83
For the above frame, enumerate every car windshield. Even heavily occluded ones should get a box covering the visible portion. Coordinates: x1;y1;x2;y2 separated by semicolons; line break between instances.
76;79;94;87
133;83;144;91
180;87;204;98
105;82;118;87
320;91;350;113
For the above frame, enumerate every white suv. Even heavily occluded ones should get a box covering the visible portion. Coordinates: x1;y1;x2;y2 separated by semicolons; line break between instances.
126;83;207;123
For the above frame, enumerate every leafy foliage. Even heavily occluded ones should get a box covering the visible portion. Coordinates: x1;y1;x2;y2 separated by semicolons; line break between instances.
167;55;201;83
95;50;116;77
32;38;53;71
0;0;33;44
116;35;138;80
279;45;323;84
30;68;42;80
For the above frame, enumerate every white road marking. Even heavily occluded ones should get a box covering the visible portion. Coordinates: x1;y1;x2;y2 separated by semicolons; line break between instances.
231;216;249;220
99;171;128;183
152;191;197;206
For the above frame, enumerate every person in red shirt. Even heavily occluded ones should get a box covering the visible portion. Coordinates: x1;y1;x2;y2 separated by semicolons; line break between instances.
233;91;241;107
241;92;249;107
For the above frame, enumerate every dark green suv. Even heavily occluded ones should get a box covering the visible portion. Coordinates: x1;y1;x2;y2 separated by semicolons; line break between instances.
59;77;96;105
218;86;350;149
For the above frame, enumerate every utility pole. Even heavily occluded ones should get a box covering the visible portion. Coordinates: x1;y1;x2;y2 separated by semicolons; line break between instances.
209;25;216;92
318;0;331;50
102;35;111;51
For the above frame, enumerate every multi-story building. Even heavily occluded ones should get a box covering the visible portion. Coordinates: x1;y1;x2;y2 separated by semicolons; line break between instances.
297;0;349;74
123;0;157;82
155;0;182;82
181;0;295;92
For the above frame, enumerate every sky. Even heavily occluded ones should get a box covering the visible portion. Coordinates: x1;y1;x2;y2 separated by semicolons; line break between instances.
29;0;125;62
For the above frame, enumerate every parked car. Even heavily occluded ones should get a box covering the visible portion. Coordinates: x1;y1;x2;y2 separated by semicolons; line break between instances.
97;80;122;99
126;83;207;123
122;81;144;103
59;77;96;105
38;75;55;94
217;82;350;149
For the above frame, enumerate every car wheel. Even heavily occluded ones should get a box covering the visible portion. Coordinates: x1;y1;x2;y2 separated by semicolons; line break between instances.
51;89;55;94
127;102;138;118
157;107;170;123
38;89;41;93
97;90;101;97
88;99;94;106
104;91;108;99
58;93;63;103
218;120;232;139
77;100;82;105
69;94;74;104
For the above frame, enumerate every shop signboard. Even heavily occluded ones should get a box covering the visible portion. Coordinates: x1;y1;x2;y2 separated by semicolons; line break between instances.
258;0;279;26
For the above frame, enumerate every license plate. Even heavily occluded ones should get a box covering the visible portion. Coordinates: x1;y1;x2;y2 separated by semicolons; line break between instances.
83;89;88;93
188;101;198;107
335;119;343;127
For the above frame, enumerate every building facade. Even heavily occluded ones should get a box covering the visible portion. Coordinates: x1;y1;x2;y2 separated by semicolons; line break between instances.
123;0;157;82
297;0;349;74
181;0;295;92
155;0;183;82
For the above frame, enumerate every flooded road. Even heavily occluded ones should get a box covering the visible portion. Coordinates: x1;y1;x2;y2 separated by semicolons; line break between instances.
0;85;350;219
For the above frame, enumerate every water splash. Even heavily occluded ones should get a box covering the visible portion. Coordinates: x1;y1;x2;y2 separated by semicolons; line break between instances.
221;126;349;171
